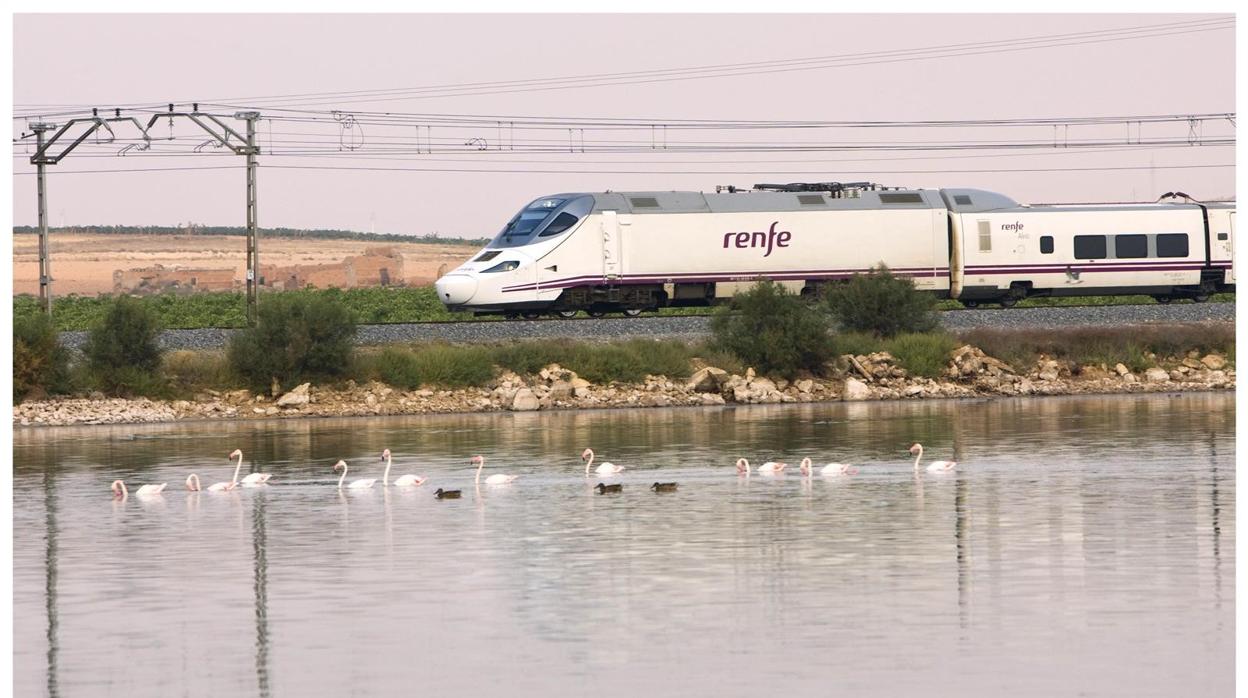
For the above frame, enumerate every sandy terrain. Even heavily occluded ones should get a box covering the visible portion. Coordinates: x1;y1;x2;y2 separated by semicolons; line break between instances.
12;233;476;295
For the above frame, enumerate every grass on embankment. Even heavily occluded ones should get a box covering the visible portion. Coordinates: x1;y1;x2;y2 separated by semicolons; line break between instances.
13;287;1235;332
139;324;1233;401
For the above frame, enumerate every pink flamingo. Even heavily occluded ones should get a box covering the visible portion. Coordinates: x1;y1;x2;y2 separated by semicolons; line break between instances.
382;449;427;487
736;458;752;475
334;460;376;490
184;473;235;492
111;480;167;498
230;449;272;487
909;443;957;473
473;455;518;485
581;448;625;476
757;460;787;475
799;457;858;477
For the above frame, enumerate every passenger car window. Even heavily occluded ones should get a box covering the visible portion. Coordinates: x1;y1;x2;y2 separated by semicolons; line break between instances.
1114;234;1148;259
1073;235;1107;259
1040;236;1054;254
1156;233;1189;258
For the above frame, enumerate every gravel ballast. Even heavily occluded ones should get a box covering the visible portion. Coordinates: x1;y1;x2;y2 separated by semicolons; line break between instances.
57;302;1235;351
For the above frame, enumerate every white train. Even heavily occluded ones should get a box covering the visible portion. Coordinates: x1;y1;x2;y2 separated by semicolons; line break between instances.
434;183;1235;317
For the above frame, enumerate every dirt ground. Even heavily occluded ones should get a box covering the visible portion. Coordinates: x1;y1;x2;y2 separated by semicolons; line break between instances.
11;233;476;295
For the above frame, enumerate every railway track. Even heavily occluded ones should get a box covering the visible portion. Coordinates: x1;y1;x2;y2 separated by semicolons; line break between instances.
57;301;1235;352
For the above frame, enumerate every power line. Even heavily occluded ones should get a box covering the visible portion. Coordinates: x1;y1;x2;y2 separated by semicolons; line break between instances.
14;163;1232;177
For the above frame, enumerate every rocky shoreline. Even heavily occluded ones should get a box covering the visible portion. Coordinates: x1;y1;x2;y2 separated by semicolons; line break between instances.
13;345;1235;428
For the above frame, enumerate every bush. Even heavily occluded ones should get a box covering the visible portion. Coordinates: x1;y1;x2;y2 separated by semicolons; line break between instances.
84;296;165;396
13;312;72;402
829;330;884;358
823;265;938;337
163;350;234;397
710;280;834;378
885;332;959;378
958;324;1234;372
227;294;356;392
369;345;495;389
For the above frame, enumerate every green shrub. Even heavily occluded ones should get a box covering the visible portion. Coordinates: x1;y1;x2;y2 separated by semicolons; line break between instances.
163;350;234;397
829;330;884;358
710;280;835;378
490;339;576;376
227;293;356;392
13;312;72;402
84;296;165;396
375;344;495;389
885;332;959;378
823;265;938;337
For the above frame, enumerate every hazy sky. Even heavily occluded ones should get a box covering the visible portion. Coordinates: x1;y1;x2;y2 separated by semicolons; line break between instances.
11;13;1236;238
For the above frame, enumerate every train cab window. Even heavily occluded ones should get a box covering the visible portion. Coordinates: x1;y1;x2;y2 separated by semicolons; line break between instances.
1218;232;1229;241
1040;236;1054;254
1073;235;1107;259
1156;233;1190;258
1114;234;1148;259
539;212;579;237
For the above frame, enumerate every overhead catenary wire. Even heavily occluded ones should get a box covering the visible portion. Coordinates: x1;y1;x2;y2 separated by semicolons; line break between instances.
12;16;1233;118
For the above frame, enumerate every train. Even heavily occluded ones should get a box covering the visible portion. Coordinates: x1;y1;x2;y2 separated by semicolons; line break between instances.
434;182;1235;317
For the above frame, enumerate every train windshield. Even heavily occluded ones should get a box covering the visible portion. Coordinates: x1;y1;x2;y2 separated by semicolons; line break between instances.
489;195;592;248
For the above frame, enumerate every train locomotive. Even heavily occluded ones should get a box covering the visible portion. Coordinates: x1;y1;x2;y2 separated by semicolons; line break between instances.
434;182;1235;317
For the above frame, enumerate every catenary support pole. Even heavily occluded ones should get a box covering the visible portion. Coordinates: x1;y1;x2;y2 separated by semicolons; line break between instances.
33;123;53;315
242;112;260;326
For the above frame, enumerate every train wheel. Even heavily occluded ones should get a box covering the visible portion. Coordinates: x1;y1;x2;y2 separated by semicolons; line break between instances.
521;311;543;320
588;310;606;318
555;310;578;319
999;298;1018;308
623;308;644;317
962;300;979;309
1153;295;1173;304
1193;293;1210;303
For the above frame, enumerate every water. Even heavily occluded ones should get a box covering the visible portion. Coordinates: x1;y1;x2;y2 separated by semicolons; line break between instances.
13;393;1234;697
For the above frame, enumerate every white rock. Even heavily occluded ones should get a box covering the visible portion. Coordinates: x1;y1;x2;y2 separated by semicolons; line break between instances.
1201;354;1227;371
1144;367;1171;383
275;383;311;408
843;377;872;401
510;388;540;411
1114;363;1130;376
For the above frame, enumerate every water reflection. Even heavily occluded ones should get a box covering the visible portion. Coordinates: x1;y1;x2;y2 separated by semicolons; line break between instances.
13;393;1235;697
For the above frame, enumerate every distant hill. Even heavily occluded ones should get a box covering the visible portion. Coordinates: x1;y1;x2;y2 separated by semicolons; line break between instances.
12;224;489;247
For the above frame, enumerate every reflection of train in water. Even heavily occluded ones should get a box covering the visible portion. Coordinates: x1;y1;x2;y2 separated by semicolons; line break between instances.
434;182;1235;317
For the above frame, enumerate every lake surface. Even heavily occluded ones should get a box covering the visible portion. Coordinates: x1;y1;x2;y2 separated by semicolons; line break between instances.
13;393;1234;697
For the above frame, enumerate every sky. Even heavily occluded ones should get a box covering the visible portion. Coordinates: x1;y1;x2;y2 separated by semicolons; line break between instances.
10;13;1236;239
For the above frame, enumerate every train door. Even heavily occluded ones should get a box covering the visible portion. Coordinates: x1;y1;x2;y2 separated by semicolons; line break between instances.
601;210;623;280
1228;212;1236;284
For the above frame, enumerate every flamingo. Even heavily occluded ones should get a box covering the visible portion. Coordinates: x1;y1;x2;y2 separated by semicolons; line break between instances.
581;448;625;476
736;458;752;475
381;449;427;487
230;449;272;487
334;460;376;490
909;443;957;473
757;460;787;475
185;473;235;492
799;457;858;477
472;455;518;485
111;480;167;498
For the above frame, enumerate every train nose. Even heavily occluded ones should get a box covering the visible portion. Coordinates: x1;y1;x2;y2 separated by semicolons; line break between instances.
435;274;478;305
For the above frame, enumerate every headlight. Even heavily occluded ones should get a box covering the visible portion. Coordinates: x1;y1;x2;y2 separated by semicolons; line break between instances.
482;260;520;273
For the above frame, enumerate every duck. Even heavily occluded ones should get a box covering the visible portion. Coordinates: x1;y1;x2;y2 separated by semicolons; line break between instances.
582;448;625;476
909;443;958;473
434;488;462;499
650;482;678;493
595;483;623;494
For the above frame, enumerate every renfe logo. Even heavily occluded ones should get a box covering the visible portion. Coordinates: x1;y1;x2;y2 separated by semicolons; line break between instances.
723;222;791;257
1001;221;1024;231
